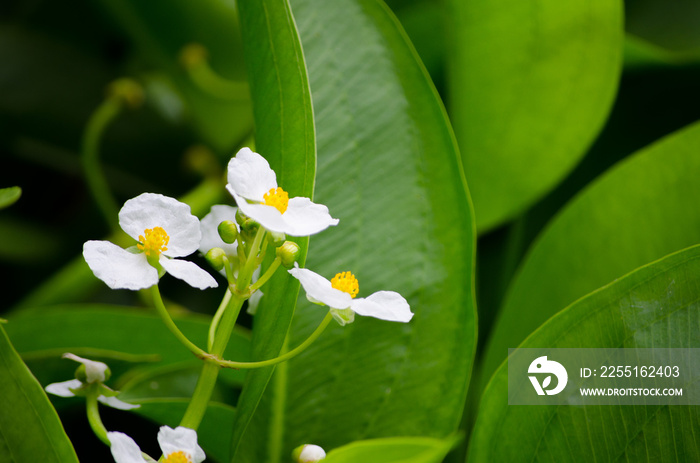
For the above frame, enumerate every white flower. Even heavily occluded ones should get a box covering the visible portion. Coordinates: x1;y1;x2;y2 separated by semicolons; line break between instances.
293;444;326;462
44;353;139;410
226;148;339;236
83;193;218;290
288;264;414;325
108;426;205;463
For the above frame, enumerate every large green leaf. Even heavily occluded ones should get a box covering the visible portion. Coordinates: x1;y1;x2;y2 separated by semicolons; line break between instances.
469;245;700;462
481;121;700;397
234;0;476;460
228;0;316;459
0;325;79;462
447;0;623;232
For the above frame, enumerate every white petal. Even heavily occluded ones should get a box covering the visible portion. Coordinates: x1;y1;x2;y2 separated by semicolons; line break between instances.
288;265;353;309
158;426;205;463
118;193;202;257
228;188;290;234
45;379;82;397
84;241;159;290
98;395;141;410
350;291;414;322
63;353;109;383
199;205;239;256
227;147;277;201
160;257;218;289
280;197;339;236
108;432;145;463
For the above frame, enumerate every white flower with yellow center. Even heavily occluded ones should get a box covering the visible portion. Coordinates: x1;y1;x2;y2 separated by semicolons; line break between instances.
83;193;217;290
108;426;205;463
44;353;139;410
226;148;339;236
288;264;414;325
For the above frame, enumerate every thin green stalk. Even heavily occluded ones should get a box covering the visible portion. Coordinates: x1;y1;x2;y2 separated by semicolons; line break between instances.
151;285;209;360
187;64;250;101
85;386;109;446
217;312;333;369
81;98;122;231
179;227;267;430
208;288;232;351
249;257;282;293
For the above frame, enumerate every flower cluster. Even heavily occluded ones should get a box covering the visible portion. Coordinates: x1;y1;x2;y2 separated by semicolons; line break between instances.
75;147;414;462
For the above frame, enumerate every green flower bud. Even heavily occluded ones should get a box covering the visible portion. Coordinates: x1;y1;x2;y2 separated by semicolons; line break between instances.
268;231;286;247
276;241;301;269
205;247;226;271
107;78;144;109
217;220;239;244
292;444;326;462
240;218;259;241
235;208;248;226
179;43;208;69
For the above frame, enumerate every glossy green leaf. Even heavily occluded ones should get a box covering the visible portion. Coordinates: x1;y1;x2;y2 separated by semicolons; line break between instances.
324;436;460;463
481;121;700;396
131;399;236;463
0;186;21;209
234;0;476;460
0;325;79;462
447;0;623;232
92;0;253;151
470;245;700;462
228;0;316;459
5;305;250;387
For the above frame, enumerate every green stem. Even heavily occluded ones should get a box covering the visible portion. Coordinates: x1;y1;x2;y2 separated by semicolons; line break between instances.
249;257;281;293
216;312;333;369
208;288;232;351
179;227;267;430
81;98;122;232
151;285;209;360
187;63;249;101
85;385;110;446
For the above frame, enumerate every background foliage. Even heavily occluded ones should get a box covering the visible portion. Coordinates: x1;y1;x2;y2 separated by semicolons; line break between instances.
2;0;699;461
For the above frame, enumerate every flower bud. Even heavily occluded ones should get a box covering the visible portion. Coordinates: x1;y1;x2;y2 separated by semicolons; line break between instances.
292;444;326;462
205;247;226;271
217;220;239;244
75;362;111;384
240;218;259;241
235;208;248;226
179;43;208;69
276;241;301;269
107;78;144;109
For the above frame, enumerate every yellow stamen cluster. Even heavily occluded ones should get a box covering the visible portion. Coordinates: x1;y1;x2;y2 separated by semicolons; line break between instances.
164;451;192;463
331;271;359;298
137;226;170;257
263;187;289;214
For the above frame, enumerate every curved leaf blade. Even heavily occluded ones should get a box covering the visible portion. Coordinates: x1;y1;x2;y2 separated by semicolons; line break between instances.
0;325;79;462
481;121;700;390
235;0;476;460
470;245;700;462
229;0;316;459
448;0;623;232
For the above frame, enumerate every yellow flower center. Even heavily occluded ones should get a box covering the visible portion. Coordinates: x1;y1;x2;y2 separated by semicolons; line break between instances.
137;226;170;257
331;271;359;298
263;187;289;214
164;451;192;463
